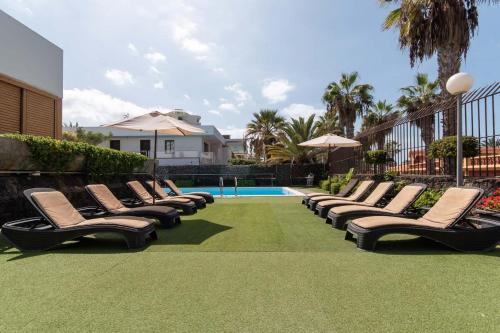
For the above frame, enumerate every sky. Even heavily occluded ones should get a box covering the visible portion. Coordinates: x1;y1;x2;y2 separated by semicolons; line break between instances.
1;0;499;138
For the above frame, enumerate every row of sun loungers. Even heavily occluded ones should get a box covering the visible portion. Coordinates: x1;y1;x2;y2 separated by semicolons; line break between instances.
1;180;214;251
302;179;500;252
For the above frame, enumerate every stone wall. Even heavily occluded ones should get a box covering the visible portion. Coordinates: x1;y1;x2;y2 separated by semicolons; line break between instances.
0;173;152;225
157;164;325;186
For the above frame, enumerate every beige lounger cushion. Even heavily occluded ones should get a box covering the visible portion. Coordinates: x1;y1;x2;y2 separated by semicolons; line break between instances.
31;191;86;228
77;216;152;229
314;180;375;203
351;216;446;229
148;197;191;204
147;181;203;201
86;184;127;213
331;205;388;215
352;187;481;230
419;187;480;227
165;179;182;195
318;199;372;208
383;185;425;213
128;181;154;201
363;182;393;206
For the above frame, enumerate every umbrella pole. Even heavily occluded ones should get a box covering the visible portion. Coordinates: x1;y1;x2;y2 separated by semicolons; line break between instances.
327;144;331;193
153;130;158;205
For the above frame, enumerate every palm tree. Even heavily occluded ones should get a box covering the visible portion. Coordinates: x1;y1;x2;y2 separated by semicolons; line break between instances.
397;73;440;146
381;0;499;136
267;115;318;164
322;72;374;139
382;0;498;91
246;109;286;162
361;100;400;149
315;111;343;136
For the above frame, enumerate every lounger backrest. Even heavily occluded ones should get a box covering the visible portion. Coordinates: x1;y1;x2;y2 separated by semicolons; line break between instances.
337;178;359;197
165;179;182;195
86;184;125;212
384;184;427;213
127;181;154;203
146;180;168;199
31;191;85;228
363;182;394;206
345;180;374;201
420;187;483;228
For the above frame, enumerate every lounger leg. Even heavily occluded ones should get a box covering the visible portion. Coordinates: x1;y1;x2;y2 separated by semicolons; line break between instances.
356;233;378;251
123;232;147;249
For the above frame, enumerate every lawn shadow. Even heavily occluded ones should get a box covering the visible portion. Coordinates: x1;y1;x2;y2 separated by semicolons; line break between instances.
1;219;231;261
358;236;500;256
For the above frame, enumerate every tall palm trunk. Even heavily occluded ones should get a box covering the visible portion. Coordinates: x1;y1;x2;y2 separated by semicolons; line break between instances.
438;44;461;136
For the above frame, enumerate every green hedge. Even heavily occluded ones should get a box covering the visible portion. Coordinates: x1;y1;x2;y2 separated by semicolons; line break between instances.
174;179;195;187
1;133;147;175
364;150;388;165
428;136;479;159
412;189;443;209
238;179;256;187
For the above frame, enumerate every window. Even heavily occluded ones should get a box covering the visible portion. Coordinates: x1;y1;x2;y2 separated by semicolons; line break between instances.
140;140;151;157
109;140;120;150
204;142;209;152
165;140;175;154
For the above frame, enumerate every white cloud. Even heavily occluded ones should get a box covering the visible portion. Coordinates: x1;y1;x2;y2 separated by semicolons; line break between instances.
144;51;166;64
225;83;251;106
203;99;210;106
63;89;147;126
261;79;295;103
170;16;213;57
208;110;221;116
219;103;238;113
219;126;246;139
212;67;225;73
281;104;325;119
105;69;135;86
154;81;164;89
128;43;138;54
184;94;191;100
182;38;210;54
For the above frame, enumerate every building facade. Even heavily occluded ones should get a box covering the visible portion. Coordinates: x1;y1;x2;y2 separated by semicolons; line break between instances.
0;10;63;138
76;111;245;166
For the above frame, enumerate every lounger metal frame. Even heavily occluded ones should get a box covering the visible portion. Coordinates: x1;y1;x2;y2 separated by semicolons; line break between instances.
326;183;427;229
344;187;500;252
1;188;157;251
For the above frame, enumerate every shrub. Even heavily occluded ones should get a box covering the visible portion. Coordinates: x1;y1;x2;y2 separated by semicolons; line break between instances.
428;136;479;159
394;180;409;193
230;158;258;165
1;133;147;175
238;179;256;187
364;150;388;165
320;179;332;191
412;189;443;209
383;170;397;181
172;179;194;187
330;182;341;194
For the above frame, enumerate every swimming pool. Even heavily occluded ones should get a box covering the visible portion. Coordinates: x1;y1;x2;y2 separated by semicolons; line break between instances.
173;187;303;197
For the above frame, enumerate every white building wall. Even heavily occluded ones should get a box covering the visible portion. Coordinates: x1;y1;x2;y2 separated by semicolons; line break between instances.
0;10;63;97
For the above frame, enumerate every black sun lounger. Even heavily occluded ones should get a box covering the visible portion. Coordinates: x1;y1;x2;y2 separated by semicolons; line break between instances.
1;188;157;251
308;180;375;211
165;179;214;203
302;178;358;205
315;181;394;218
127;181;197;215
345;187;500;252
146;180;206;209
85;184;181;227
326;183;427;229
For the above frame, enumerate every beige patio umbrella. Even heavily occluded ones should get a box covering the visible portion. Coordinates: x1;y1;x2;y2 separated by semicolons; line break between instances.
103;111;205;203
299;134;361;180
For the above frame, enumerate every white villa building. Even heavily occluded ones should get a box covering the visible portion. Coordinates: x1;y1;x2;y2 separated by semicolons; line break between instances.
74;110;245;166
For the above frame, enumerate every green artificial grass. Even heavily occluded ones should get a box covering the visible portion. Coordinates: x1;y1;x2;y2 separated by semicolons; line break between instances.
1;196;499;332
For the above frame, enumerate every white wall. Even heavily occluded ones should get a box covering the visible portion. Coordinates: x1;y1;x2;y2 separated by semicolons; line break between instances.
0;10;63;97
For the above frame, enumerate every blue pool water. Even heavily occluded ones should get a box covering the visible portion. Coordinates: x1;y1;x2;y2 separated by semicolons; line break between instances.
171;187;302;197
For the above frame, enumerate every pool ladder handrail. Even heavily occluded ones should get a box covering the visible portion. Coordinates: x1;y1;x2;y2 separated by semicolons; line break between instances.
234;177;238;197
219;176;224;198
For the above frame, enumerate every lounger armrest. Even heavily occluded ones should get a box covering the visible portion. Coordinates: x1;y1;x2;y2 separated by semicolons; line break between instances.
3;217;54;231
120;198;143;207
77;206;107;218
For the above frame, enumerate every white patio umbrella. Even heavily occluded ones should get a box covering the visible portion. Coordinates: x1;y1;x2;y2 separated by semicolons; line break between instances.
299;134;361;180
103;111;205;203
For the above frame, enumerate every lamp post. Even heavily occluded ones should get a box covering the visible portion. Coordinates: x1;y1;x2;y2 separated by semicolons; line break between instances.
446;73;474;186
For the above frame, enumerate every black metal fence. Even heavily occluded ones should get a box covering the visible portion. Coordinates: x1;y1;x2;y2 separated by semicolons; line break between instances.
332;82;500;177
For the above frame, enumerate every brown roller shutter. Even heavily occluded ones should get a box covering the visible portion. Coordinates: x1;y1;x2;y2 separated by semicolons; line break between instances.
25;90;55;137
0;80;22;134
